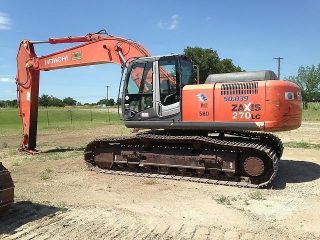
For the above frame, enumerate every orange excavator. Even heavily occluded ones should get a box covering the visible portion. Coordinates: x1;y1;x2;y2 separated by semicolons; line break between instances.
15;30;302;189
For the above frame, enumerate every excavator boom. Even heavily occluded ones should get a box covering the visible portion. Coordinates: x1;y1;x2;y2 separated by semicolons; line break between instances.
16;31;150;152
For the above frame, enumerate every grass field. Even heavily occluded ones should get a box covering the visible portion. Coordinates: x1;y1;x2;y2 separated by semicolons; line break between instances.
302;109;320;121
0;107;121;135
303;102;320;121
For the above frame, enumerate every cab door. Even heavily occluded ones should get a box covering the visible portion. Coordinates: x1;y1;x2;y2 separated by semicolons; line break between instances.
155;56;181;118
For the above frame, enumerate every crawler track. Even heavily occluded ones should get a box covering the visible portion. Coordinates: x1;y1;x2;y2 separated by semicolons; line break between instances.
84;131;282;188
0;162;14;215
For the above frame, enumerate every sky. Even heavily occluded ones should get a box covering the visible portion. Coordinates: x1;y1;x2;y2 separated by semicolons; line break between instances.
0;0;319;103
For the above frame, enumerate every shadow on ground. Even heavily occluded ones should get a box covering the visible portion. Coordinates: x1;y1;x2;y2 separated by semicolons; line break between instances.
272;159;320;189
0;201;63;235
42;147;85;153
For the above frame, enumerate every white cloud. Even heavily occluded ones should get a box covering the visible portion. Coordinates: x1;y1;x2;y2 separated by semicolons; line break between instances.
0;12;11;30
169;14;179;30
157;14;180;30
0;76;15;83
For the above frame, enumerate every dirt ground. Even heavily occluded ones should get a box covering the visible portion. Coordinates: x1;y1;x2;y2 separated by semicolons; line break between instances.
0;123;319;240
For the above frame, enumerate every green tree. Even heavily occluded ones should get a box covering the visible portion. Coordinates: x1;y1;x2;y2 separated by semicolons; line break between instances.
97;99;106;105
63;97;77;106
107;98;115;106
217;58;242;73
184;47;242;83
288;64;320;108
0;100;17;108
39;94;65;107
50;96;64;107
39;94;50;107
97;98;115;106
314;91;320;102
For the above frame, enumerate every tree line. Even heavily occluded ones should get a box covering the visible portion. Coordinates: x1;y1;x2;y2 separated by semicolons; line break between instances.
0;99;17;108
0;95;117;108
38;95;117;107
288;64;320;107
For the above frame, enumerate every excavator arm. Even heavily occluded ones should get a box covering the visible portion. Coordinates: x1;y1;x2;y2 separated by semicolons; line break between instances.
16;31;151;152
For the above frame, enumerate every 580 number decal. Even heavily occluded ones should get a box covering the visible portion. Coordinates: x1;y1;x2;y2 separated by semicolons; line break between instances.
199;111;209;117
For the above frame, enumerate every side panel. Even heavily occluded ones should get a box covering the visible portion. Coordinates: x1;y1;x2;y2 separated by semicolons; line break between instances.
182;82;266;128
180;80;302;132
182;84;214;122
214;81;265;125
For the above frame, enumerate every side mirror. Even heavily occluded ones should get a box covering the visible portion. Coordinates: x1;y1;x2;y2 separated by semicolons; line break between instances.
193;65;200;84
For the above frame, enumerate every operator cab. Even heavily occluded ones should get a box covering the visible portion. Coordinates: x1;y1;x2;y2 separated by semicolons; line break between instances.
122;55;196;124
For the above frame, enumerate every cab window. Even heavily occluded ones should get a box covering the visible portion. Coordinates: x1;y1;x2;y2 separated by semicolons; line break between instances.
158;57;180;106
125;62;153;113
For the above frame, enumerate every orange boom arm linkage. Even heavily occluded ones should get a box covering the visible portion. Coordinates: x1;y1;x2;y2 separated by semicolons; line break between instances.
16;31;151;152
